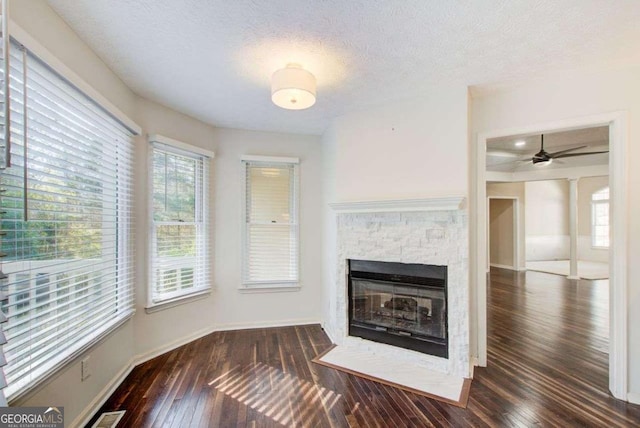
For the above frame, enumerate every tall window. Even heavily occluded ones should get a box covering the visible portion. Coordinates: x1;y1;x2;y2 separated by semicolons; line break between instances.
0;40;135;399
591;187;609;248
149;137;211;305
242;156;299;288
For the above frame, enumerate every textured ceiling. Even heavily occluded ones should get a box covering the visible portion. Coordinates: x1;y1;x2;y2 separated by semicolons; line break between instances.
486;126;609;172
46;0;640;135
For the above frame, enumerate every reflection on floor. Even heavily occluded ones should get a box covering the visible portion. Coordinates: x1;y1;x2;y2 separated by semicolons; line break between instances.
526;259;609;279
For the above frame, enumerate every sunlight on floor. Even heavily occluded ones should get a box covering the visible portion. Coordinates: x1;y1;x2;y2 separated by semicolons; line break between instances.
208;362;342;426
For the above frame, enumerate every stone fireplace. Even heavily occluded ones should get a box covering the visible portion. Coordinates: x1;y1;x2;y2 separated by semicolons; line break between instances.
328;197;469;378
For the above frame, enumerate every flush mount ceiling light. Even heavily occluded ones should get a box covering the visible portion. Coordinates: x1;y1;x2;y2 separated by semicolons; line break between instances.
514;140;526;147
271;63;316;110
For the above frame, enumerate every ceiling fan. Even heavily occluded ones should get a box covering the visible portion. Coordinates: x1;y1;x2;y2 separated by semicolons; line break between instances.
528;134;609;167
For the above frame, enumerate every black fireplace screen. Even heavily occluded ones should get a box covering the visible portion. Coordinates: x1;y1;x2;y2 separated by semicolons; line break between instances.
348;259;448;358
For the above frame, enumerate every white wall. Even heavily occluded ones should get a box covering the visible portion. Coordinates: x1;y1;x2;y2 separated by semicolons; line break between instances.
578;176;609;263
524;180;570;261
472;65;640;398
332;87;469;202
487;182;525;269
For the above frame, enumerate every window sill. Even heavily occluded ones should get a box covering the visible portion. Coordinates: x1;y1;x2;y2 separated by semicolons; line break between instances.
591;246;610;250
239;284;301;294
145;289;211;314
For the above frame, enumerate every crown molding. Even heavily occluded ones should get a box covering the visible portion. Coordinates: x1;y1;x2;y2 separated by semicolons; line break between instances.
329;197;465;214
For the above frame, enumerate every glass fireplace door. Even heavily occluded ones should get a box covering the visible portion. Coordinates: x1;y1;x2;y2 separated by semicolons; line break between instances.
351;279;446;341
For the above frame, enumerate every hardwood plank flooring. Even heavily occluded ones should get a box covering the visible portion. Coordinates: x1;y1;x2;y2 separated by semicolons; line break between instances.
87;269;640;427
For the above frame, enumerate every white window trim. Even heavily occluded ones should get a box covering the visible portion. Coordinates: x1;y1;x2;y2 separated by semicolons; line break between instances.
240;155;300;291
146;136;214;311
148;134;215;158
241;154;300;164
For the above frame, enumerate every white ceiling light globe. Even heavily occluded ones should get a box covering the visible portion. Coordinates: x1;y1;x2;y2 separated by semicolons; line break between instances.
271;64;316;110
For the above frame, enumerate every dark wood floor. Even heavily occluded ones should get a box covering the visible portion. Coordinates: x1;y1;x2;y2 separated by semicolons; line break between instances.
88;269;640;427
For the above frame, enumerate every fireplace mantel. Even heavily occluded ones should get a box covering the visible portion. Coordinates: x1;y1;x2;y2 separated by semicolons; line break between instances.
329;196;465;214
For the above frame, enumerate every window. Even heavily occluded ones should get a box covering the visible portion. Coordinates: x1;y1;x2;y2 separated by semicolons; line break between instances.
149;137;212;305
591;187;609;248
0;40;135;399
242;156;299;288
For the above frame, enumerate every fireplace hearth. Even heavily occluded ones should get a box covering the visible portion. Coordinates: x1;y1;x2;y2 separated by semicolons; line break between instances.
348;259;448;358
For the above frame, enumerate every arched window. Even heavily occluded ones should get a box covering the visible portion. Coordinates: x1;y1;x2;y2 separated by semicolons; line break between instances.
591;187;609;248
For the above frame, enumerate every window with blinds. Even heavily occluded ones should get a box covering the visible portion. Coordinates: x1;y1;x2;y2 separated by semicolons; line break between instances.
0;39;135;400
149;140;210;304
242;157;299;287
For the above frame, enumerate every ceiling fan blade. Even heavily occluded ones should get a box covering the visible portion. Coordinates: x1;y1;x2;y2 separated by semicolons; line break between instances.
553;151;609;159
548;145;588;158
487;157;532;167
485;150;522;158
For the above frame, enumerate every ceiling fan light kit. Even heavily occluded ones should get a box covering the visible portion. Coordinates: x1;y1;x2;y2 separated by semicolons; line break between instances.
533;158;552;167
271;63;316;110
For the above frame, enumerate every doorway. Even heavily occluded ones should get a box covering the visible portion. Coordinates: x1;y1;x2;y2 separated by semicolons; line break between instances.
473;112;628;400
487;197;518;271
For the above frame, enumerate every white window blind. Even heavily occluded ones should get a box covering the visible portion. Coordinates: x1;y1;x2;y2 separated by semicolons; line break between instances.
149;140;210;304
242;157;299;286
0;1;9;405
0;39;135;400
591;187;609;248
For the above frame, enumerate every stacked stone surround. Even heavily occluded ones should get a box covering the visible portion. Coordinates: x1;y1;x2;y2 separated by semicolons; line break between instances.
332;208;469;378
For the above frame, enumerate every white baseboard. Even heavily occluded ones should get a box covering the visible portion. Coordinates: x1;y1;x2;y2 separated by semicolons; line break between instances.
469;356;479;379
628;391;640;405
214;318;320;333
134;318;319;366
489;263;517;271
320;322;337;344
74;318;322;427
73;358;135;428
133;324;220;366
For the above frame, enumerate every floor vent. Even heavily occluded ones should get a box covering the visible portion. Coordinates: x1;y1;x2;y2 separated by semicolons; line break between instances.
92;410;126;428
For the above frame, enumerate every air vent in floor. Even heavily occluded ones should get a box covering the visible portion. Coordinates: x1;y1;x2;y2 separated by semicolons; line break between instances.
91;410;126;428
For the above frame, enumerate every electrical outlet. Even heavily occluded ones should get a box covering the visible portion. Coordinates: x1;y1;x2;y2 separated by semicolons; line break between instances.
81;356;91;381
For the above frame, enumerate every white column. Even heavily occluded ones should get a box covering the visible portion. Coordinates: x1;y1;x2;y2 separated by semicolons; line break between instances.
568;178;580;279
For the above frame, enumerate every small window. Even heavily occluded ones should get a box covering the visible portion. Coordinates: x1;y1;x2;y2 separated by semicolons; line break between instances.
591;187;609;248
149;138;212;305
242;156;299;288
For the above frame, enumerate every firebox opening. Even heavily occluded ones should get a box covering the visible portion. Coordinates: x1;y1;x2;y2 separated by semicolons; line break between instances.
348;259;448;358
